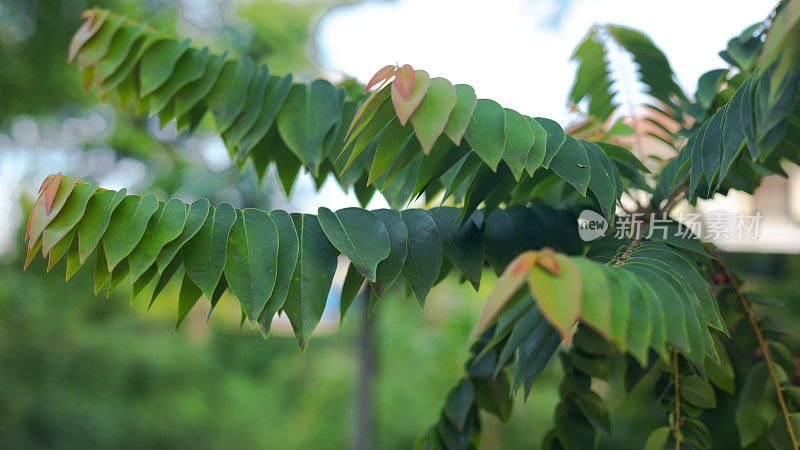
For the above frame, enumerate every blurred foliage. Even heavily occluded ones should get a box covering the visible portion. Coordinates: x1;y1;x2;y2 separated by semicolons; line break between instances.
0;219;562;449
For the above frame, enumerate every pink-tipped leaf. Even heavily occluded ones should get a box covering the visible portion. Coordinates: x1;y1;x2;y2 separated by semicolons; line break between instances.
44;172;63;215
393;64;415;101
364;65;396;94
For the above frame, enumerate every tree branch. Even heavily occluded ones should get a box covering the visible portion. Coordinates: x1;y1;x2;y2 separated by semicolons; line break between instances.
710;248;798;449
673;349;682;450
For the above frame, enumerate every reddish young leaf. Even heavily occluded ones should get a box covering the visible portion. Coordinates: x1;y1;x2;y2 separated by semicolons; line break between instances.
345;85;392;143
67;8;108;63
44;172;63;215
392;70;430;126
393;64;415;101
364;64;396;94
469;251;538;340
536;247;561;275
28;174;56;239
38;174;54;194
25;197;41;240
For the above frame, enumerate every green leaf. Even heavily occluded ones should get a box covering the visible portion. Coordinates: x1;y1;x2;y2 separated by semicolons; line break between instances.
572;259;613;339
644;427;671;450
147;47;209;115
473;373;513;422
699;108;724;192
317;207;390;282
502;108;535;180
696;68;727;107
28;176;77;248
527;252;582;340
277;79;342;173
483;208;517;275
471;252;537;340
681;375;716;409
463;99;506;171
442;378;475;429
127;198;188;281
225;208;280;323
68;9;109;63
101;193;159;271
173;52;227;120
370;209;408;297
339;263;365;324
409;77;457;153
368;118;414;185
719;85;747;188
428;207;483;290
524;116;547;175
181;202;237;300
258;209;298;335
139;38;191;97
94;241;111;294
100;34;161;95
345;84;391;144
95;22;147;83
76;188;128;264
238;74;293;156
77;13;125;68
549;136;590;196
602;268;631;350
150;257;182;309
736;362;783;447
706;336;735;393
156;198;210;273
400;209;442;306
47;229;75;272
535;117;566;168
610;269;651;365
283;214;339;351
205;58;255;133
582;140;617;219
42;181;99;255
597;142;650;173
222;65;271;152
444;84;478;145
392;70;430;125
175;272;203;331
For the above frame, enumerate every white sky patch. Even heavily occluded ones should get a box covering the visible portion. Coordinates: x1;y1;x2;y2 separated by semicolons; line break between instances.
318;0;774;124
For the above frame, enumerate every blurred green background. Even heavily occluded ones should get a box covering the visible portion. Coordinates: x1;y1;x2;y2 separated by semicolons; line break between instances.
1;0;798;448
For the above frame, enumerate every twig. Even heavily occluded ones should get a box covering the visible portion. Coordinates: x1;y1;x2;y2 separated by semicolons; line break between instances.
710;248;798;449
673;349;682;450
660;191;685;215
613;236;640;266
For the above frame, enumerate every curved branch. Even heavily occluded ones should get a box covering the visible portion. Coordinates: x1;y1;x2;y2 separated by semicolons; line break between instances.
710;247;798;449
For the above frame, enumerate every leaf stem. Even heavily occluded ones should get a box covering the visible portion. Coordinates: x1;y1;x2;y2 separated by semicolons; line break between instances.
673;348;682;450
710;248;798;449
612;237;640;266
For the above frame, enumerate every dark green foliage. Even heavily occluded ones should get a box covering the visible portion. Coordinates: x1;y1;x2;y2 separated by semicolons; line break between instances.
19;2;800;448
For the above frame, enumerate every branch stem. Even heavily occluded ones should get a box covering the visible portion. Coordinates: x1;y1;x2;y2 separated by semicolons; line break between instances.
710;248;798;449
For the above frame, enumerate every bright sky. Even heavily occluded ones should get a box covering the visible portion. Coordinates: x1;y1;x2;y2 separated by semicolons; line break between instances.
318;0;774;124
283;0;775;211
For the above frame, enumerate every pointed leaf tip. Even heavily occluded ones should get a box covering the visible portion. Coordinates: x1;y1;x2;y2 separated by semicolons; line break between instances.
394;64;415;101
43;172;63;215
365;64;396;93
536;247;561;275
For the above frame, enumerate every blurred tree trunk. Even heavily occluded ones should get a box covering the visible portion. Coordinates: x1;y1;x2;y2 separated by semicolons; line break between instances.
353;291;377;450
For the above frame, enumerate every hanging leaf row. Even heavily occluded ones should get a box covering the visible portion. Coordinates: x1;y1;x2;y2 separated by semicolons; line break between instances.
26;174;584;351
472;231;725;371
68;8;646;222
